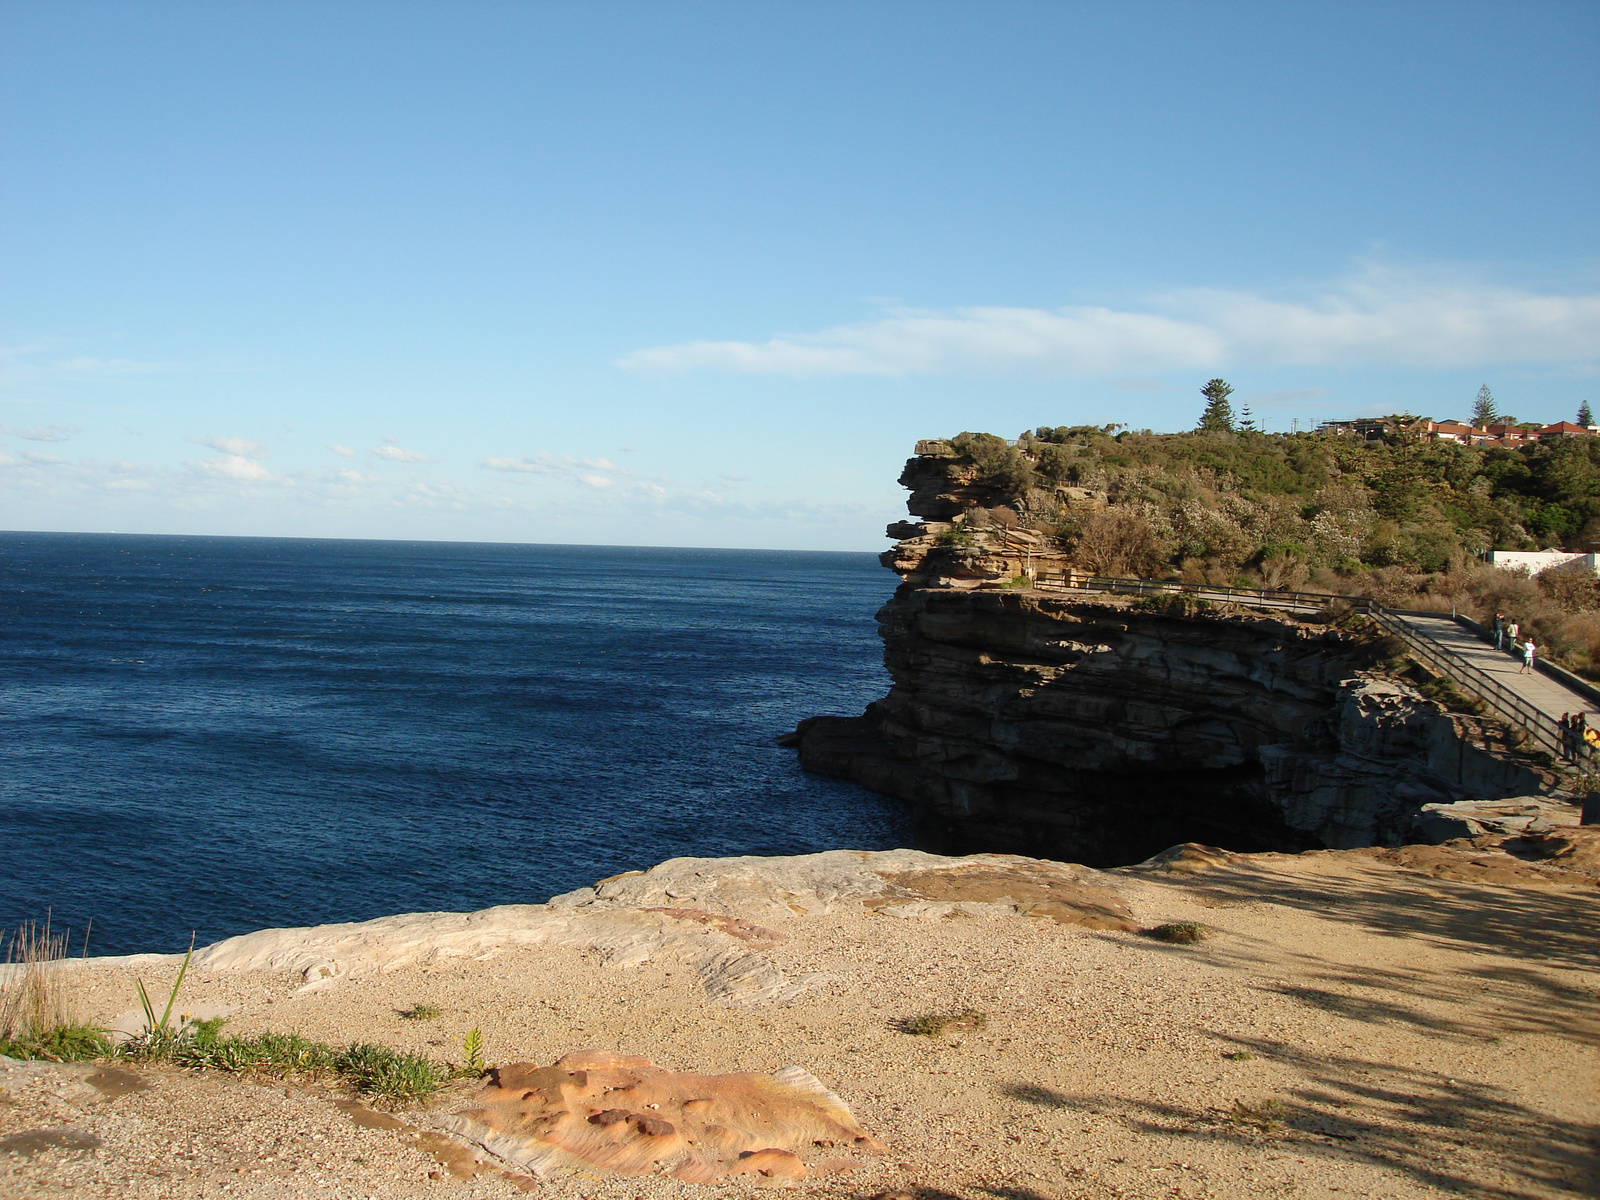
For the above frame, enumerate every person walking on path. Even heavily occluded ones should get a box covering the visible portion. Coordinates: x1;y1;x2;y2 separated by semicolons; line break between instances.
1493;614;1505;650
1521;637;1537;674
1507;621;1521;656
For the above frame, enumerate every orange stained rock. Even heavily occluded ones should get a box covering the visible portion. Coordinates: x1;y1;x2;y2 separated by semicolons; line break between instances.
434;1050;885;1183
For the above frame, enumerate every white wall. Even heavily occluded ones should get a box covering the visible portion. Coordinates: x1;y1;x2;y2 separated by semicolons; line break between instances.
1488;550;1598;575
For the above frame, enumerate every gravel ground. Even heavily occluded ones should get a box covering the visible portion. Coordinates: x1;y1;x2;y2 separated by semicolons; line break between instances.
3;846;1596;1200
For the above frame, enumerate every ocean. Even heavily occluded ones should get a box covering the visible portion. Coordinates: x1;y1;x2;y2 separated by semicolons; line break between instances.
0;533;911;955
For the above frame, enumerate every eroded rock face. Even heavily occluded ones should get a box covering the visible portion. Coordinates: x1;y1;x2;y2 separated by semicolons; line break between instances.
425;1051;884;1182
793;588;1553;863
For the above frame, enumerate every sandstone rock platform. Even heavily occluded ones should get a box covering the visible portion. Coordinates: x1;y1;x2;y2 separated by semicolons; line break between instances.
6;841;1596;1200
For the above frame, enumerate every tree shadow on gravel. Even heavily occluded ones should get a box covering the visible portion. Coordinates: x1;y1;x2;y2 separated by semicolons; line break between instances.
996;1040;1597;1198
1130;862;1600;1045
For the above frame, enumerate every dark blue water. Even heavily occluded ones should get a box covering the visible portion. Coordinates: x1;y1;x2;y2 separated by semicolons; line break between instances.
0;533;909;955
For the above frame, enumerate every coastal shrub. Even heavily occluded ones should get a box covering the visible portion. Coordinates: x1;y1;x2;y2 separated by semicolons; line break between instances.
1143;922;1211;944
934;424;1600;675
399;1003;442;1020
898;1008;987;1036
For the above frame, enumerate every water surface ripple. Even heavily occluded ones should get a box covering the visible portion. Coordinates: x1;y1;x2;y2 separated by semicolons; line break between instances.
0;533;909;954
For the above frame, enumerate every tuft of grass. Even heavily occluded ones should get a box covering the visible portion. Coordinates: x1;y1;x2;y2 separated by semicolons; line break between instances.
0;918;110;1062
1228;1098;1286;1132
126;1024;448;1106
398;1004;442;1021
114;938;451;1106
1223;1050;1255;1061
1143;922;1212;944
898;1008;988;1037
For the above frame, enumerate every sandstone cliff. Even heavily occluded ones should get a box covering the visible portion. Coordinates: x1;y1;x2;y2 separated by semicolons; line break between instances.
791;447;1560;865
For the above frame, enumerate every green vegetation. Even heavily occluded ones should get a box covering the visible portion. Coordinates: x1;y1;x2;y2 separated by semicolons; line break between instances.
898;1007;988;1037
125;1022;450;1105
0;919;111;1062
1;922;461;1106
928;414;1600;675
399;1003;442;1021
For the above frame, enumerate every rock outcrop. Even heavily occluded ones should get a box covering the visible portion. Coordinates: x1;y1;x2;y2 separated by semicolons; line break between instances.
424;1051;884;1183
790;446;1561;865
92;850;1135;1012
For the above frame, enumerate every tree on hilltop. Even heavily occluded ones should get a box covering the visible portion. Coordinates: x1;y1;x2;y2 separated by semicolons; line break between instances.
1196;379;1236;432
1579;400;1595;427
1471;384;1498;427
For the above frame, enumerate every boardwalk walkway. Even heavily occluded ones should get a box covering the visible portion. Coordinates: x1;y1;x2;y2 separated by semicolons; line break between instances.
1391;612;1600;724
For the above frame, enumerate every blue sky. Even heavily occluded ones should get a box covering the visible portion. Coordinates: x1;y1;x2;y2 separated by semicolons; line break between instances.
2;1;1596;549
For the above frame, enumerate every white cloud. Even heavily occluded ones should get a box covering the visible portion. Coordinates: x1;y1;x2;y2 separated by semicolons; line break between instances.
329;444;356;457
20;451;63;464
373;445;435;463
0;451;15;467
481;453;616;475
618;267;1600;377
2;423;77;441
578;474;613;489
194;455;272;481
189;434;266;458
337;469;380;484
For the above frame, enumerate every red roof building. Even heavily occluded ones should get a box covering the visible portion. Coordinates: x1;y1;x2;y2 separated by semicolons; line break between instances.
1537;421;1594;440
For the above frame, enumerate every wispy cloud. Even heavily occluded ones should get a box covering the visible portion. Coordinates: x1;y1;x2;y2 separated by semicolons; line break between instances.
481;453;616;474
328;444;356;458
20;451;63;464
619;267;1600;377
373;445;435;463
188;434;266;458
193;455;272;481
2;423;78;442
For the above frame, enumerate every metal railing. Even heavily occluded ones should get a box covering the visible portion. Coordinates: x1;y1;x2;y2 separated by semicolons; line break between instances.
1023;570;1592;765
1364;608;1569;761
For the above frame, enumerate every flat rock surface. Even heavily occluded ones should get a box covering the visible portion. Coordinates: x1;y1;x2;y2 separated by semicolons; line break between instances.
4;845;1596;1199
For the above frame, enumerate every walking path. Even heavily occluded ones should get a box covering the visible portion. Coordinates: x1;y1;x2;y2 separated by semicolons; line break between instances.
1391;612;1600;723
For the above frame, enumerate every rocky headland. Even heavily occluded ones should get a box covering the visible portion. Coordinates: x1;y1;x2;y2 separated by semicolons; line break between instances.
789;442;1578;865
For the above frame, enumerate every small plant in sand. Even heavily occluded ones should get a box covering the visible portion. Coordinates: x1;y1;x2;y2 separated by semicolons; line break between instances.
118;939;449;1106
399;1004;442;1021
898;1008;987;1037
1227;1097;1286;1133
0;918;110;1062
1222;1050;1255;1061
1143;922;1212;944
127;934;195;1053
462;1028;485;1073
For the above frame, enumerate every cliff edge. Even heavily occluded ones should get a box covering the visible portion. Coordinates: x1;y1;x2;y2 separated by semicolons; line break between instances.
790;445;1568;864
